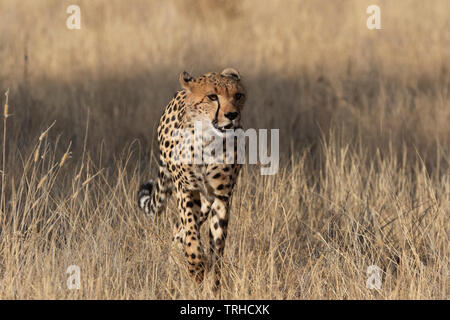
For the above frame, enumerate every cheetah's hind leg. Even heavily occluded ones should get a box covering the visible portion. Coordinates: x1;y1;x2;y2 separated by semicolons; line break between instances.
172;221;186;250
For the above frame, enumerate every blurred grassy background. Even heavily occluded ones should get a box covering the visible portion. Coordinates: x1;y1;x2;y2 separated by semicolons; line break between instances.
1;0;449;168
0;0;448;299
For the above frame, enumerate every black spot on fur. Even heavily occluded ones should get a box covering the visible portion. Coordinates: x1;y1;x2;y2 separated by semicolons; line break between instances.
219;219;227;228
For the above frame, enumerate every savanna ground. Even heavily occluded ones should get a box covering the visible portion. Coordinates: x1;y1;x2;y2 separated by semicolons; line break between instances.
0;0;448;299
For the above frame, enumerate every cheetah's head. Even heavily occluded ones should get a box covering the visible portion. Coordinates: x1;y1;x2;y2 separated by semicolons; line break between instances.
179;68;247;133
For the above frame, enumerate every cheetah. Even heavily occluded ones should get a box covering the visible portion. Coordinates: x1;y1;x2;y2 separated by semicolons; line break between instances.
137;68;247;292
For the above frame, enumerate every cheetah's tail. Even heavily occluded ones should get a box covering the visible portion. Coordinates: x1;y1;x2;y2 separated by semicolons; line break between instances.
138;179;154;215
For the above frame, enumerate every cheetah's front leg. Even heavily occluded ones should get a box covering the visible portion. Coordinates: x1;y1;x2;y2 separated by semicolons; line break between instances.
208;196;230;294
172;192;210;247
176;189;207;283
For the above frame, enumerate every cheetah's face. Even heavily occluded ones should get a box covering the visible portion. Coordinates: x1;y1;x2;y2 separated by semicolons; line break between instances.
179;68;247;133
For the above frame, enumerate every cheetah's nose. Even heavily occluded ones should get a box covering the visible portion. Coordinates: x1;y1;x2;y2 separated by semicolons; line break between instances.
225;112;239;121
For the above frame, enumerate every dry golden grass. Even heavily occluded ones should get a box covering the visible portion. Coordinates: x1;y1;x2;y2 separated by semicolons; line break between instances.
0;0;448;299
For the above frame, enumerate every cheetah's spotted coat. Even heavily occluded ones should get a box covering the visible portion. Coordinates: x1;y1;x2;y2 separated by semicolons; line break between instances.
138;68;247;292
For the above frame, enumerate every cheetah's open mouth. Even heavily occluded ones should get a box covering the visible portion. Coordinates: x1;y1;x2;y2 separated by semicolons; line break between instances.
212;121;235;133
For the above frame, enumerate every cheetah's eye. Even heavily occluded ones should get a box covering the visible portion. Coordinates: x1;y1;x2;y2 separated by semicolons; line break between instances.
234;93;244;101
207;94;218;101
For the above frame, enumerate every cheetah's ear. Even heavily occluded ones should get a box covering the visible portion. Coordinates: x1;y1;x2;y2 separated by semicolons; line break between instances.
221;68;240;81
179;71;194;90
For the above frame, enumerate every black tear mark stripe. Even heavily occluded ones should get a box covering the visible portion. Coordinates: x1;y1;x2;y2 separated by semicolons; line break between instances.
213;99;221;124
